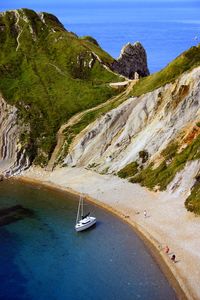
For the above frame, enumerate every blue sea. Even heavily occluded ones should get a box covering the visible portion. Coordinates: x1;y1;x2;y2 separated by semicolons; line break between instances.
1;0;199;72
0;180;177;300
63;1;200;73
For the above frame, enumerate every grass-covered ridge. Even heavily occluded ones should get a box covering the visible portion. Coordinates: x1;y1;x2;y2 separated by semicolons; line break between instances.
58;45;200;164
0;9;121;165
131;44;200;97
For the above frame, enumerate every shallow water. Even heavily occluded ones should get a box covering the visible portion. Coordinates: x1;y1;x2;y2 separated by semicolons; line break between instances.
0;180;177;300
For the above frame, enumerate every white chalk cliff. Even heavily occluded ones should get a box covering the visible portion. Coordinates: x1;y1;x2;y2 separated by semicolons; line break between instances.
64;67;200;185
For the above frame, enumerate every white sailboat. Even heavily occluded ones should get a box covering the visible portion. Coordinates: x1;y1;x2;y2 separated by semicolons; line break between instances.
75;194;96;232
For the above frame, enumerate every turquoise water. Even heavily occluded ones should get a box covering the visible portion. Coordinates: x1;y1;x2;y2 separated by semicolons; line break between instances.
0;180;177;299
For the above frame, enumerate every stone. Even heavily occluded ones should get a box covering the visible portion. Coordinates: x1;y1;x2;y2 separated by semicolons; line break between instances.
111;42;150;79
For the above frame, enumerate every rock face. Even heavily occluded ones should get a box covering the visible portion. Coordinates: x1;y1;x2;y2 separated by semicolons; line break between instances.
167;160;200;197
111;42;150;79
64;66;200;177
0;96;30;176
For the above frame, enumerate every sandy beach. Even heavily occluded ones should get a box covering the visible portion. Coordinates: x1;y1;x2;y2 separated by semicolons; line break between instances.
17;166;200;300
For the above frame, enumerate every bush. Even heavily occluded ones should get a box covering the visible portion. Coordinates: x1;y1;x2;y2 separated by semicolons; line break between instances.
185;182;200;215
117;161;139;178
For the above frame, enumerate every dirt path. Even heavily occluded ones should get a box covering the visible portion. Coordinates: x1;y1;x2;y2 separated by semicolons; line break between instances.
46;80;136;171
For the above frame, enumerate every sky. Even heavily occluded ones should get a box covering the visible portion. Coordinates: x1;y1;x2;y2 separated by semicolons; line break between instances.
0;0;199;10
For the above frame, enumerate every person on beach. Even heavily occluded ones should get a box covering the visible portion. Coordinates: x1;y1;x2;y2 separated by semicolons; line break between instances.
171;254;176;263
143;210;147;218
164;245;169;254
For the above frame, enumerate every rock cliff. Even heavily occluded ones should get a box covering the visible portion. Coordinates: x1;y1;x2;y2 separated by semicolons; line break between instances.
111;42;150;79
64;66;200;188
0;96;29;176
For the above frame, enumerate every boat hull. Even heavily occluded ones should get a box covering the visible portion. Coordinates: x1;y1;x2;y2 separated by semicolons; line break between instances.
75;216;96;232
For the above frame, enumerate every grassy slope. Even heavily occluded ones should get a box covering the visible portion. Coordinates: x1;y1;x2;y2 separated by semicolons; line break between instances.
185;181;200;214
131;136;199;189
0;9;120;165
63;44;200;161
116;135;199;191
131;44;200;97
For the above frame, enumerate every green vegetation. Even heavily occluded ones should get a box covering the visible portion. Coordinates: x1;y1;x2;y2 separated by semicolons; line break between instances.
185;179;200;215
131;136;200;190
0;9;121;164
131;44;200;97
117;162;138;179
79;38;114;65
60;45;200;162
1;9;199;172
65;94;125;135
161;142;179;161
80;36;99;46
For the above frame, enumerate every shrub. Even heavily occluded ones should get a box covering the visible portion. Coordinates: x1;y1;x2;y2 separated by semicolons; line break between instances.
139;150;149;163
117;161;138;178
185;182;200;215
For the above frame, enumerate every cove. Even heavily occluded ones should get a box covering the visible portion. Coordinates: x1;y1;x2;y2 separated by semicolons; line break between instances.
0;180;177;300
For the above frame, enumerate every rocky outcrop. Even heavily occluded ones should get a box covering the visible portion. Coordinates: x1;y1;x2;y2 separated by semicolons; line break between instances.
166;160;200;197
64;66;200;176
0;96;30;177
111;42;150;79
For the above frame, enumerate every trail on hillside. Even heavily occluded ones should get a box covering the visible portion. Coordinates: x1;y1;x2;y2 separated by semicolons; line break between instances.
46;80;137;171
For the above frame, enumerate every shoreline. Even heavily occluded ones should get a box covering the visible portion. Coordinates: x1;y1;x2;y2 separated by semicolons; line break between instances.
16;176;186;300
15;166;200;300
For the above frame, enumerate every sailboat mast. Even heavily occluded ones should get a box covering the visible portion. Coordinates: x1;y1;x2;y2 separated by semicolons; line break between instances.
81;195;83;218
76;196;81;224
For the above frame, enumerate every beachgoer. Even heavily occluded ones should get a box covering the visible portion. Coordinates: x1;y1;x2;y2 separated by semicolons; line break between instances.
171;254;176;263
164;245;169;254
144;210;147;218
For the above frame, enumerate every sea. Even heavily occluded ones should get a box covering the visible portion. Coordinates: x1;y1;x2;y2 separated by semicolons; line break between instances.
0;1;199;73
0;180;177;300
64;1;200;73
